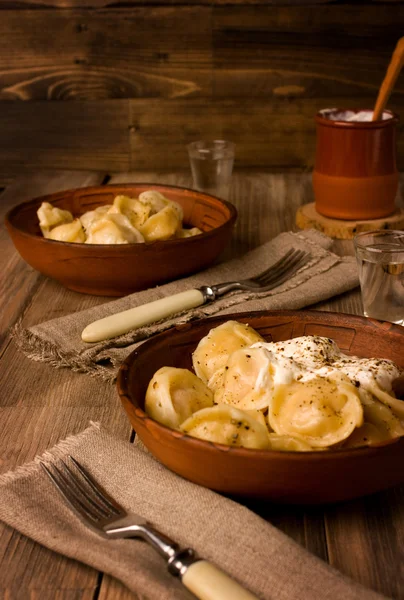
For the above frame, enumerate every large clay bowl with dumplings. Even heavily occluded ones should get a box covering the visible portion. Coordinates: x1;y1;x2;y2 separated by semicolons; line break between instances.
5;184;237;296
117;310;404;504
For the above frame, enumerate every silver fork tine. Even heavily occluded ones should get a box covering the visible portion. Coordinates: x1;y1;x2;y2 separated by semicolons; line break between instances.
258;250;309;286
69;456;121;515
257;252;309;289
41;460;121;523
248;248;297;285
41;462;105;522
249;248;295;284
252;249;306;286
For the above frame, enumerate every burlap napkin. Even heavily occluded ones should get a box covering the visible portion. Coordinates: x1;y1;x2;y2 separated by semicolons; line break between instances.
0;423;387;600
13;230;359;381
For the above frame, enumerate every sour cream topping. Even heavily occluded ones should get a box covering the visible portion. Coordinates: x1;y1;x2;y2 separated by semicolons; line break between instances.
251;336;401;398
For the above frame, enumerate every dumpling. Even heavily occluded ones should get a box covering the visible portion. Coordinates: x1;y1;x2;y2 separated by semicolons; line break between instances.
85;214;144;244
138;190;169;213
37;202;73;237
366;381;404;420
343;392;404;448
180;404;270;449
47;219;86;243
244;409;268;429
336;354;404;419
80;205;111;233
139;205;182;242
192;321;265;388
145;366;214;429
214;347;275;411
268;372;363;448
176;227;203;239
267;434;313;452
108;195;151;229
139;190;183;221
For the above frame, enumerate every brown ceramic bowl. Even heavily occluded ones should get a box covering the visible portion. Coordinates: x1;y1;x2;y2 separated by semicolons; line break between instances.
117;310;404;505
5;184;237;296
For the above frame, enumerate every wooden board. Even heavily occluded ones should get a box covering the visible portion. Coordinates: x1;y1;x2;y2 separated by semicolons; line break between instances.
0;0;352;7
2;96;404;172
296;202;404;239
0;6;402;102
0;5;404;172
213;5;404;97
0;8;212;102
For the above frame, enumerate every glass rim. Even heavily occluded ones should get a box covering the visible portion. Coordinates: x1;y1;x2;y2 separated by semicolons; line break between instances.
187;140;235;158
187;139;235;149
353;229;404;253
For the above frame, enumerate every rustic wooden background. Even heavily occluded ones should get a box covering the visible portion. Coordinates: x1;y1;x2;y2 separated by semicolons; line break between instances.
1;1;404;186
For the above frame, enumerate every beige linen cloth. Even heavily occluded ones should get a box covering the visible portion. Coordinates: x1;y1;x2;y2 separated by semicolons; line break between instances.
0;423;387;600
14;230;359;381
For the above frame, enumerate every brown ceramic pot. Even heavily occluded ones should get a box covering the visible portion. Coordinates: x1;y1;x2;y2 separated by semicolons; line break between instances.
313;109;399;220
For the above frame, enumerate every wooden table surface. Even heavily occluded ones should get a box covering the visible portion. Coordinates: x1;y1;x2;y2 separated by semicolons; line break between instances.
0;169;403;600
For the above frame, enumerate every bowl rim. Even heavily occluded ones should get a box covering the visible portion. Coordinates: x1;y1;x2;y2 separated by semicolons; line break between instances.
5;182;238;249
117;308;404;460
315;108;399;129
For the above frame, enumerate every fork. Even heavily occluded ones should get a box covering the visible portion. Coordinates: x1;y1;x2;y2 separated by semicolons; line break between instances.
41;457;259;600
81;248;311;342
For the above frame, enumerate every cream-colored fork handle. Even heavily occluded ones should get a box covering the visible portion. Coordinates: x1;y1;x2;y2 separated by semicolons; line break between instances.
81;289;205;342
182;560;260;600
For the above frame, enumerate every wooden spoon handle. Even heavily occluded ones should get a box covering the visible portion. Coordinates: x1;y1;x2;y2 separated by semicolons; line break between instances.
373;37;404;121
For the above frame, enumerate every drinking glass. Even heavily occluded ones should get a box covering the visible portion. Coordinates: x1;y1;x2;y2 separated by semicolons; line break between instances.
187;140;235;201
354;230;404;325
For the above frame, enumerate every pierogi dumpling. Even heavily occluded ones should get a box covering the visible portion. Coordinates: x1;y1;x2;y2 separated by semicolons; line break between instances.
192;321;264;387
267;434;313;452
176;227;203;239
108;195;151;229
331;355;403;415
366;382;404;420
244;409;268;429
47;219;86;243
180;404;270;450
343;392;404;448
268;373;363;448
80;205;111;233
138;191;183;221
140;205;182;242
145;367;214;429
37;202;73;237
361;393;404;437
85;214;144;244
214;347;275;411
138;190;169;213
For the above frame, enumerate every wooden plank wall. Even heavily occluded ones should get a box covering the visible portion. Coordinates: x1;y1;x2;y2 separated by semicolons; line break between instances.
0;0;404;183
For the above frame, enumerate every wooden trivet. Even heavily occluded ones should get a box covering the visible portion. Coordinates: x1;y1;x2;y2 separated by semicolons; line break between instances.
296;202;404;239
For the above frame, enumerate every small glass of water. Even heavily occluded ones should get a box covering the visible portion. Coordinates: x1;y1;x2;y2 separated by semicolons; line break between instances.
187;140;235;201
354;230;404;325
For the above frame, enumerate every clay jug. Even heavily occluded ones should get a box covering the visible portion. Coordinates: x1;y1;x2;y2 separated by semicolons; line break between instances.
313;109;399;220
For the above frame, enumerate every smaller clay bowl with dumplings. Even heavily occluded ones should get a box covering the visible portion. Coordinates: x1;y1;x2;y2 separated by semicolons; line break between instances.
117;310;404;505
5;184;237;296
